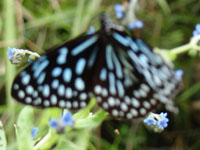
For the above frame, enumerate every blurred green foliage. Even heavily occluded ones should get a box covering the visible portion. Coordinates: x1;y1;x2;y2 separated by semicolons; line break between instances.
0;0;200;150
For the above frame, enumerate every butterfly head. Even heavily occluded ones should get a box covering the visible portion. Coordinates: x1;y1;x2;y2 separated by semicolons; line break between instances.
100;13;124;34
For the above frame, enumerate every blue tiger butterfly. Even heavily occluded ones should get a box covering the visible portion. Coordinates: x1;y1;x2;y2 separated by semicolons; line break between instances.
11;14;181;119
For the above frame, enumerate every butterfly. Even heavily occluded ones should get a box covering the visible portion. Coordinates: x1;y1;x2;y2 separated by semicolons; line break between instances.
11;14;181;119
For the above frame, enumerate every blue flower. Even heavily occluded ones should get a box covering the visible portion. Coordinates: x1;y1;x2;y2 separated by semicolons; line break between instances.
144;112;170;132
7;47;16;60
88;26;95;35
128;21;144;29
193;24;200;36
144;118;156;126
174;70;183;81
49;119;59;128
61;111;73;126
32;127;39;138
114;4;124;19
49;111;74;133
193;30;199;36
28;58;33;63
157;117;169;129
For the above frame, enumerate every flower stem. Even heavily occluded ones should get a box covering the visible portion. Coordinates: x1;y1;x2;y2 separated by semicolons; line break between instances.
170;43;192;55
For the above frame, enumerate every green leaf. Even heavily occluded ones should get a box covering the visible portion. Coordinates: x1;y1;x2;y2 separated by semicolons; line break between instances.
16;106;34;150
0;121;7;150
33;129;59;150
53;130;91;150
75;109;107;129
73;97;96;120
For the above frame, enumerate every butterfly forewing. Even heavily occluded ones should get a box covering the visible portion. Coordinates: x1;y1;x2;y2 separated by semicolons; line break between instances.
12;33;100;109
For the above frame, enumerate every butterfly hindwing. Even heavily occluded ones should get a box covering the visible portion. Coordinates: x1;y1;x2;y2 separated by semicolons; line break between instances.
92;30;163;119
111;30;180;113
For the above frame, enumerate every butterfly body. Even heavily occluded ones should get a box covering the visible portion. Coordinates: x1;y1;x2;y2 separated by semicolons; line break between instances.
11;15;181;119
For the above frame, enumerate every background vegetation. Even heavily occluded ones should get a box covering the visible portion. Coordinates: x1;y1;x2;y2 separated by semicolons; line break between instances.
0;0;200;149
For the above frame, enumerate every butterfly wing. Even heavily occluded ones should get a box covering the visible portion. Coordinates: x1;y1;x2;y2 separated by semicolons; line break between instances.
92;29;181;119
12;33;100;109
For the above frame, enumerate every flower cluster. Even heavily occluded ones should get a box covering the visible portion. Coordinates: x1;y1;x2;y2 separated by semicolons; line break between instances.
114;4;125;19
7;47;40;64
49;111;74;134
114;3;143;30
144;112;169;132
193;24;200;36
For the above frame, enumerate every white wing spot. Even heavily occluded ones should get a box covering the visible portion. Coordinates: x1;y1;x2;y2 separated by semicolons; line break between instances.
21;74;30;85
150;99;156;105
112;109;119;117
58;84;65;96
37;72;46;84
66;101;72;108
51;79;59;89
25;97;32;103
50;95;57;105
102;88;108;97
26;85;34;95
73;101;78;108
108;97;115;107
63;68;72;83
143;101;150;109
100;68;107;81
44;100;50;107
96;97;102;102
75;58;86;75
94;85;102;94
18;90;25;99
52;67;62;77
119;111;124;117
126;113;133;119
124;96;131;105
57;47;68;64
65;87;73;98
79;93;87;101
133;91;140;98
80;101;87;108
13;84;19;90
141;83;150;92
102;102;108;109
59;100;66;108
43;84;50;97
140;108;146;115
33;91;38;98
108;72;116;95
131;108;138;116
116;80;125;97
131;98;140;108
75;78;85;91
120;102;128;112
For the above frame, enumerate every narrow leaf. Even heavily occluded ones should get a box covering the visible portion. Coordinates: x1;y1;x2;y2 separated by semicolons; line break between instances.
16;106;34;150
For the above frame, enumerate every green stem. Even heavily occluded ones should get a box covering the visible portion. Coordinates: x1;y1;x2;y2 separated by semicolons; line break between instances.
33;129;59;150
170;43;192;55
3;0;16;114
71;0;85;37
